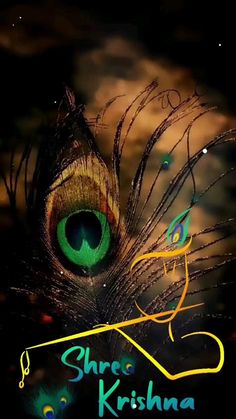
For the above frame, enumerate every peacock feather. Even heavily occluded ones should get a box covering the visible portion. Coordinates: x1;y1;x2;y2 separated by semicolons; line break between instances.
28;386;73;418
1;81;236;387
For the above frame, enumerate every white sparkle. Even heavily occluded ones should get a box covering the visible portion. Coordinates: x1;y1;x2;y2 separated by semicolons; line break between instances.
202;148;208;154
103;283;106;287
54;100;57;104
19;16;22;20
60;270;64;275
218;43;222;47
132;404;137;409
12;23;15;27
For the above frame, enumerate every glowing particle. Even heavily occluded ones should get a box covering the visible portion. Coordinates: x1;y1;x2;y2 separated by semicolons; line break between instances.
41;314;54;325
202;148;208;154
132;404;137;409
12;23;15;27
19;16;22;20
54;100;57;104
103;283;106;287
218;43;222;47
60;270;64;275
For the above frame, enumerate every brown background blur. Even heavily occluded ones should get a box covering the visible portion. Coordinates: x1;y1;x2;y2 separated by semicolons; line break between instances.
1;0;236;229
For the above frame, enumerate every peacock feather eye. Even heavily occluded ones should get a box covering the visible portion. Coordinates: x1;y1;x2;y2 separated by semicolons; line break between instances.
167;208;191;247
171;223;184;244
59;396;67;408
44;151;123;278
42;405;54;419
161;154;173;170
57;209;111;268
125;362;135;374
120;357;135;375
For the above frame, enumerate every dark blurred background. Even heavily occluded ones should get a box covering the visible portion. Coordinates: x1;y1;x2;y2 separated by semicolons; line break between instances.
1;0;236;139
0;1;236;417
